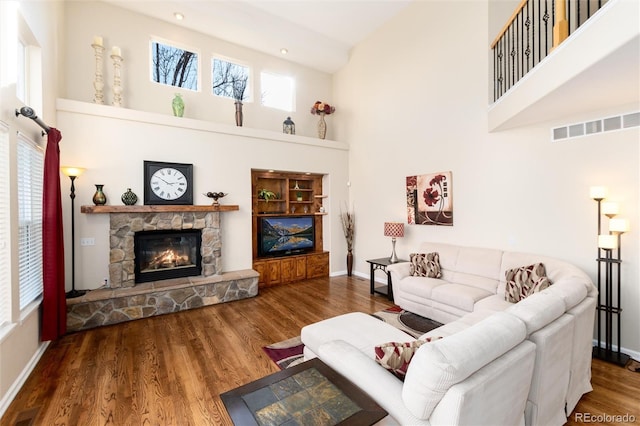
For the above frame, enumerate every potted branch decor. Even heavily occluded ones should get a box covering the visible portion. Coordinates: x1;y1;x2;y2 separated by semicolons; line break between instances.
340;208;355;276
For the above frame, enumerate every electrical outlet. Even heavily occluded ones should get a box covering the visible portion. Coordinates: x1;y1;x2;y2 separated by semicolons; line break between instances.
80;237;95;246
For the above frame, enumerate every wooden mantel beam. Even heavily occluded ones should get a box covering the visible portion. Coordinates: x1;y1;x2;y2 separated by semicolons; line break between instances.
80;205;239;214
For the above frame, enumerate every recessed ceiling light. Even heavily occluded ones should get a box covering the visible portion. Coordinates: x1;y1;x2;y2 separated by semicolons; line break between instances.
280;48;288;55
174;12;184;20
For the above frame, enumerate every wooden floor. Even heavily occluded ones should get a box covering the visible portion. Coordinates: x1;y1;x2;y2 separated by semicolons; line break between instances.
2;276;639;425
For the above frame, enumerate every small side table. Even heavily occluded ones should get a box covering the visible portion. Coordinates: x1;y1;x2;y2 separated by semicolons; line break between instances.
366;257;407;301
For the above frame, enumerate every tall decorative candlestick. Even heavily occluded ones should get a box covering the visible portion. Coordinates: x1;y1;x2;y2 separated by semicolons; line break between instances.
111;46;123;107
91;37;105;104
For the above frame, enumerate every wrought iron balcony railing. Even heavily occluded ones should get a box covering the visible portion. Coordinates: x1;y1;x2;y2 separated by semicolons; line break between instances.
491;0;609;102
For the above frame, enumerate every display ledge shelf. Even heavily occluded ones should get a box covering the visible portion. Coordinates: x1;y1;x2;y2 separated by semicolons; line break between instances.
57;98;348;150
81;204;239;214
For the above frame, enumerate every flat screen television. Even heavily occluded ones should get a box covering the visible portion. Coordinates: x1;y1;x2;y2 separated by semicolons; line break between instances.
258;216;315;257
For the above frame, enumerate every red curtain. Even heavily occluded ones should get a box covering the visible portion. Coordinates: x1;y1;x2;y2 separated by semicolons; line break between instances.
41;128;66;341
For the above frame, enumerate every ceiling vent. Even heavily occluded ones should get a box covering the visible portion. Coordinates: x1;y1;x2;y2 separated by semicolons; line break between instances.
552;112;640;141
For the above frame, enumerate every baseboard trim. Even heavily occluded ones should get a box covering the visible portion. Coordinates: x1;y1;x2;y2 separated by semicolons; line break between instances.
0;341;49;419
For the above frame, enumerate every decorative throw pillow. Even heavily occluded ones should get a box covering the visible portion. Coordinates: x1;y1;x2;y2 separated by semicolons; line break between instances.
504;262;552;303
409;252;442;278
374;336;443;379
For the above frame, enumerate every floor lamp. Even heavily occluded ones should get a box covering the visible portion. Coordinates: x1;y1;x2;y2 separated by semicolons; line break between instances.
61;166;86;299
590;186;630;366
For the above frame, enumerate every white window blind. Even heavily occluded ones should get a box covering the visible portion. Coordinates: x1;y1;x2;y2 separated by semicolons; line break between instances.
17;132;43;310
0;122;10;326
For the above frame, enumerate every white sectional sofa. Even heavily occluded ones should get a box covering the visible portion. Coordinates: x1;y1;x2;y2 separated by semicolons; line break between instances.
301;242;597;426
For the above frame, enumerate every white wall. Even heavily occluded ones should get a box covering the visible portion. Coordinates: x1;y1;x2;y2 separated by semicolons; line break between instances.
56;100;349;289
63;1;335;139
333;0;639;354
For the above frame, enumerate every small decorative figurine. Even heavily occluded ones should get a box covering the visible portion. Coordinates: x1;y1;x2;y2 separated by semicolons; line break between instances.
204;191;227;205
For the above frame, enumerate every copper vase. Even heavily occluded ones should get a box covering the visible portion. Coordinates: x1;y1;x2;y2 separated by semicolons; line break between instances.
235;101;243;126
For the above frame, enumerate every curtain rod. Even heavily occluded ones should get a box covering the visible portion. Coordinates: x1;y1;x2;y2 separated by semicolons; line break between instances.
15;106;51;135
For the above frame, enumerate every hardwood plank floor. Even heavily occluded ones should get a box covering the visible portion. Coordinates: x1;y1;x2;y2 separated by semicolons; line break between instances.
2;276;639;425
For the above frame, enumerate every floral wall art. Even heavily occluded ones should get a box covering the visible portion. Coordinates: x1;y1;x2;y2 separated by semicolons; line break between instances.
406;172;453;226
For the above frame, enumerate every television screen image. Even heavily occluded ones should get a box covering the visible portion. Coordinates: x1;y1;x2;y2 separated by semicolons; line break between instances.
260;216;314;256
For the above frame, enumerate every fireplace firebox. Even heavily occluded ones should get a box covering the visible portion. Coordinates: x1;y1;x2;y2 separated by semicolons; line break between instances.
134;229;202;283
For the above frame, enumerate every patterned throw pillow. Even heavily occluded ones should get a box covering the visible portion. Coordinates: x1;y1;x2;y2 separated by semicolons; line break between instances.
504;262;552;303
409;252;442;278
374;336;442;379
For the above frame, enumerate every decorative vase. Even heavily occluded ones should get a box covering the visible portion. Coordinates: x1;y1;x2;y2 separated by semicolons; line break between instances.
346;250;353;277
92;184;107;205
121;188;138;205
172;93;184;117
235;101;243;126
317;113;327;139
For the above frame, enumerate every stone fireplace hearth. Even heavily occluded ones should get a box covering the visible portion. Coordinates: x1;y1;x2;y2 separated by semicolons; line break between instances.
69;205;258;332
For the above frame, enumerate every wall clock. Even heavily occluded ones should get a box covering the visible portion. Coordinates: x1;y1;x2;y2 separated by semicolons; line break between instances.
143;160;193;205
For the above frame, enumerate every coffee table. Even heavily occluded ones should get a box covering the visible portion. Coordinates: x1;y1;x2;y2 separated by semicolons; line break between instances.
220;357;387;425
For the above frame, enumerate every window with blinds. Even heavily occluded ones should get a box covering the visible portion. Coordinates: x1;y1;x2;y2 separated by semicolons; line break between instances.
0;122;10;326
17;132;43;310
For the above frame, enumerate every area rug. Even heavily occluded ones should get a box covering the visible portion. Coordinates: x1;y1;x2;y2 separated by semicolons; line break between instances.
262;306;443;370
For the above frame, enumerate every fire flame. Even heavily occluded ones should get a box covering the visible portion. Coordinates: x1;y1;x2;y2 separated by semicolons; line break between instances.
149;249;190;269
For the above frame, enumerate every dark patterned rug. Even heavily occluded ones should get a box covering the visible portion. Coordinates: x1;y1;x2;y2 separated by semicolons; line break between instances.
262;306;442;369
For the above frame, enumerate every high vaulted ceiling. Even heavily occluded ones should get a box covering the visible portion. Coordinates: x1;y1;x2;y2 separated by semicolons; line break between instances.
101;0;413;73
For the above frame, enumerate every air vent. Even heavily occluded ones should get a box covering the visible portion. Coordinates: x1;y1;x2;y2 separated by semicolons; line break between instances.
552;112;640;141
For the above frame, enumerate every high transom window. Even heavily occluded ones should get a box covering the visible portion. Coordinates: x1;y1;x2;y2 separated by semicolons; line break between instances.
150;38;199;91
212;56;251;102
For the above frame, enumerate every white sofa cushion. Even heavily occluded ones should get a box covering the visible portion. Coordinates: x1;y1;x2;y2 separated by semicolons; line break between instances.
301;312;414;358
431;283;493;312
506;290;566;335
418;242;503;293
544;278;588;311
397;276;445;300
420;310;495;339
474;294;514;312
401;311;527;419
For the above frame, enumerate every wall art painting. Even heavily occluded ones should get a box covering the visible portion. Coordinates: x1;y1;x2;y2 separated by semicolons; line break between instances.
406;172;453;226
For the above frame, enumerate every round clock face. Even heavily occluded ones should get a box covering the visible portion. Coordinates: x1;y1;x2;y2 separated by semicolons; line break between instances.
150;167;188;200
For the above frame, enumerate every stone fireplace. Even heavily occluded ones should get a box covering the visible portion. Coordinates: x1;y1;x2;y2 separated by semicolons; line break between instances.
68;205;258;332
109;210;221;288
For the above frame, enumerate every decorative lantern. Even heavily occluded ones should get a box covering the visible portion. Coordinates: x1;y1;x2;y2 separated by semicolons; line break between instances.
283;116;295;135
